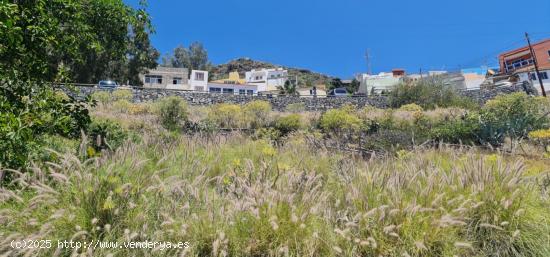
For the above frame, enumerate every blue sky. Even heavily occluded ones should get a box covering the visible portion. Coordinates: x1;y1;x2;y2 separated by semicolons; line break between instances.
125;0;550;78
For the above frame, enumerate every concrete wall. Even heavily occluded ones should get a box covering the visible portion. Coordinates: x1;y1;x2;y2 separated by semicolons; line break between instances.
74;83;536;111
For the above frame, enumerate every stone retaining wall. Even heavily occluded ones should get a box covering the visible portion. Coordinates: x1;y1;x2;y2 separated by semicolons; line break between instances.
74;83;536;111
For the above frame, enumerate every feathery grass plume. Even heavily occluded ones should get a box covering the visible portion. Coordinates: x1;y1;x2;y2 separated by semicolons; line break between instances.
2;123;550;256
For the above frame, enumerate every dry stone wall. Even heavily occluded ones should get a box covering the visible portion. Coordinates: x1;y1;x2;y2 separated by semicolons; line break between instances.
74;84;536;111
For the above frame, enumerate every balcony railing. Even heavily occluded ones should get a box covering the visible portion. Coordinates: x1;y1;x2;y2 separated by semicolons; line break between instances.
505;58;534;72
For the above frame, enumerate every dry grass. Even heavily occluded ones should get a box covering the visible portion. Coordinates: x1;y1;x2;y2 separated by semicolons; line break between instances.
2;98;550;256
1;132;549;256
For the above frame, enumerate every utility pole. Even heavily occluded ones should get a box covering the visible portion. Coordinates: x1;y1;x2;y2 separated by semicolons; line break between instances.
365;49;372;75
525;32;546;97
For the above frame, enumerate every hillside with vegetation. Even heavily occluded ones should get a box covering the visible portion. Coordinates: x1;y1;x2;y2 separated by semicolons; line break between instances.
2;86;550;256
210;58;334;88
160;46;335;88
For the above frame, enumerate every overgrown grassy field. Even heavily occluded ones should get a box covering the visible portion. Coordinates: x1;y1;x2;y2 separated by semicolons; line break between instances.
1;90;550;256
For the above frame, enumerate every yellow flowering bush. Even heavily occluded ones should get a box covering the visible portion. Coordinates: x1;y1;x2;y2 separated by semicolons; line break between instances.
529;128;550;140
399;103;424;112
243;100;272;128
529;128;550;154
320;105;362;133
208;104;244;128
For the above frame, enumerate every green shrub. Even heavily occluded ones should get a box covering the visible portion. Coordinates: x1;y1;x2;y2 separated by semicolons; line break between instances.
32;135;79;163
186;119;218;134
1;86;90;172
274;114;303;135
86;118;129;154
243;100;272;129
254;127;283;142
363;130;415;151
389;80;476;110
478;93;549;145
208;104;244;129
91;91;111;104
154;96;188;131
320;105;362;133
430;113;480;144
111;89;133;101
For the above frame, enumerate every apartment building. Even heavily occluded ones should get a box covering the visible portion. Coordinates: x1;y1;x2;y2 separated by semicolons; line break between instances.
498;38;550;93
499;38;550;74
245;68;288;92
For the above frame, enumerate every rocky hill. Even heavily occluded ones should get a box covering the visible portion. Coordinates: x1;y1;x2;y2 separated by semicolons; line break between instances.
210;58;333;88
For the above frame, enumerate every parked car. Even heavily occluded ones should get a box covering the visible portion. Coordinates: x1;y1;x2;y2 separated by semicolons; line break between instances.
328;87;349;97
98;80;118;89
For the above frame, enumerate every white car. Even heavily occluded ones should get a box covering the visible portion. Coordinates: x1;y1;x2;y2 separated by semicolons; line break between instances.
328;87;349;97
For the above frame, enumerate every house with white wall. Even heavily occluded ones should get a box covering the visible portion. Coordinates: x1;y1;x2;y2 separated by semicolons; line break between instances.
358;70;404;95
516;70;550;94
140;67;189;90
193;71;259;95
189;70;208;91
245;68;288;92
207;83;258;95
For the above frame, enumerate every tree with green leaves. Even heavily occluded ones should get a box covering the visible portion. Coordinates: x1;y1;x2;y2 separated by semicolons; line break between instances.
279;80;299;96
0;0;158;172
328;78;344;91
162;42;212;72
348;79;360;93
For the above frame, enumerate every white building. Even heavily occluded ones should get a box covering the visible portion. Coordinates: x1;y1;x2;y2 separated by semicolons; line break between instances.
358;71;403;95
189;70;208;91
207;83;258;95
140;67;189;90
245;68;288;92
516;69;550;94
181;69;262;95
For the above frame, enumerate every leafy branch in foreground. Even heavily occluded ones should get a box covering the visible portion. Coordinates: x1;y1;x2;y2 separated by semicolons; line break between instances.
0;0;157;174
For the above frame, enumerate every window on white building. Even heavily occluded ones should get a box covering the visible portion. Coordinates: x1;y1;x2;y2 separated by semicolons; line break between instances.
145;75;162;84
239;89;246;95
173;77;183;84
195;72;205;81
222;88;234;94
209;87;221;93
531;72;549;80
247;90;254;95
